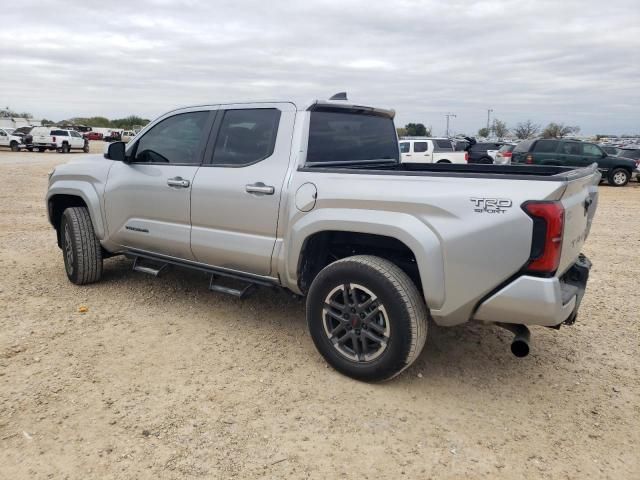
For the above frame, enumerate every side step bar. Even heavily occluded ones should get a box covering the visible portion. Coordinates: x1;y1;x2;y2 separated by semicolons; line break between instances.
125;250;277;299
209;275;256;299
132;256;169;277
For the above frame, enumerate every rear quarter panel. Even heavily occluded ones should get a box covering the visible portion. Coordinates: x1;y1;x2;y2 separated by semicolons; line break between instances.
280;169;569;326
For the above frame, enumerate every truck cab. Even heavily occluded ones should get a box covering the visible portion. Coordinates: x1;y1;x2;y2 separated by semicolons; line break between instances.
399;138;468;164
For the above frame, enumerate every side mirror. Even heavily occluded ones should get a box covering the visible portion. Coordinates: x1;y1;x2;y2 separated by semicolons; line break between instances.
104;141;127;162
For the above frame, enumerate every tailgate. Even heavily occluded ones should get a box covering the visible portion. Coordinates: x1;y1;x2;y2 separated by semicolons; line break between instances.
557;164;600;274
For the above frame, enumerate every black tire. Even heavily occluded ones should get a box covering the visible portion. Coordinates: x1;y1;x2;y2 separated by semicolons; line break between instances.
83;143;90;153
61;143;70;154
27;147;33;152
10;141;20;152
60;207;103;285
37;148;45;153
608;168;630;187
436;159;451;164
306;255;428;382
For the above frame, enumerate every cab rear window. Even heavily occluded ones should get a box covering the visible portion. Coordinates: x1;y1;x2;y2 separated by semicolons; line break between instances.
307;110;399;164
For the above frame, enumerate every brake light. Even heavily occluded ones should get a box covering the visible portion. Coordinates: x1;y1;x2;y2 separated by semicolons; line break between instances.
525;154;533;164
52;136;56;142
503;151;513;158
464;151;469;163
522;201;564;274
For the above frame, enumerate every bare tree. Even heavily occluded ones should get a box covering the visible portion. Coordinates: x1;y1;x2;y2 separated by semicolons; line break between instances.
542;122;580;138
513;120;540;139
491;119;509;139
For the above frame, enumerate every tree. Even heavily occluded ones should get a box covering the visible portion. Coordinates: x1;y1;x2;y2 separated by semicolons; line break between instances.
41;119;55;126
404;123;429;137
110;115;150;129
491;119;509;139
477;127;490;138
542;122;580;138
396;127;407;138
513;120;540;139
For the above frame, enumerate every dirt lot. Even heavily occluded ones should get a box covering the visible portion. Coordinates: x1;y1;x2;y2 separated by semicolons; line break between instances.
0;147;638;479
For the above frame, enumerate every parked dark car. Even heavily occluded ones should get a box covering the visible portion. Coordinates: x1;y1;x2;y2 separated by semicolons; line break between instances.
617;148;640;182
512;139;639;186
467;142;503;164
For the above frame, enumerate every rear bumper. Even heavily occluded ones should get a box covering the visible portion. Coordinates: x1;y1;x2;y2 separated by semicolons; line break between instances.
474;255;591;327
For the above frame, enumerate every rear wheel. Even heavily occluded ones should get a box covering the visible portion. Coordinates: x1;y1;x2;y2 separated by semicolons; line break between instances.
307;255;428;382
608;168;630;187
37;148;45;152
436;159;451;164
61;143;70;154
60;207;103;285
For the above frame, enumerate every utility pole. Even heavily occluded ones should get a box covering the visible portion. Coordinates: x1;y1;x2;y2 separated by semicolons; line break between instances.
486;108;493;135
445;113;456;137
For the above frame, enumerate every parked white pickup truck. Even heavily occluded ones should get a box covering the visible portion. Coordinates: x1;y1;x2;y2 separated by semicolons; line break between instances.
31;127;89;153
399;138;468;164
46;96;599;382
0;128;24;151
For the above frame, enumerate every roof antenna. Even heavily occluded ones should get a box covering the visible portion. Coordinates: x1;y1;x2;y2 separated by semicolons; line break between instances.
329;92;348;101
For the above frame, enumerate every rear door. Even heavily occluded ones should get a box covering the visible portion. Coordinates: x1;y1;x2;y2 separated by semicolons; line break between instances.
190;103;295;275
412;140;433;163
104;109;214;260
532;139;562;165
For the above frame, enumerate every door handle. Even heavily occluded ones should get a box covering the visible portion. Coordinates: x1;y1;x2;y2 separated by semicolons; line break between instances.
245;182;275;195
167;177;190;188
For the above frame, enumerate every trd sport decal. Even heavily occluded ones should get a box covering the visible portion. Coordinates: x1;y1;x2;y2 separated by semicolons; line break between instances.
470;198;512;214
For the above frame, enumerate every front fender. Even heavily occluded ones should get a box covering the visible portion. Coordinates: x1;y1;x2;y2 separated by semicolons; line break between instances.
46;181;106;239
283;208;446;309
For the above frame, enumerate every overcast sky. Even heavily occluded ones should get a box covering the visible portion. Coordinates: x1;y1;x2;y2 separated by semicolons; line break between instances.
1;0;638;135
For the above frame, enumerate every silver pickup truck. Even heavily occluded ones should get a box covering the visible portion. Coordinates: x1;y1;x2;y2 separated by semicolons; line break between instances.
46;97;600;381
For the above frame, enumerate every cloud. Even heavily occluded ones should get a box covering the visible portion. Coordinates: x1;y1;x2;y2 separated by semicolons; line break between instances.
0;0;638;134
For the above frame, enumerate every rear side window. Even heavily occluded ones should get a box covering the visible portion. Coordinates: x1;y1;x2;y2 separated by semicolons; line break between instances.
620;149;640;160
133;111;209;164
414;141;428;153
212;109;281;166
513;140;533;152
307;110;399;164
435;139;453;151
51;130;68;136
399;142;410;153
533;140;559;153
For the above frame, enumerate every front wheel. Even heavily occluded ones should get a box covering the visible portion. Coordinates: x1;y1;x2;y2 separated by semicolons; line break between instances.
306;255;428;382
608;168;630;187
83;143;90;153
61;143;70;154
10;141;20;152
61;207;103;285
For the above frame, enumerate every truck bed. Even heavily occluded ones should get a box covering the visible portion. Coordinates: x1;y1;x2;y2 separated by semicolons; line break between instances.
301;161;597;182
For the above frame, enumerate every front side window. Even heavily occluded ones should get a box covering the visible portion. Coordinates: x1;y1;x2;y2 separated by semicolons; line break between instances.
582;143;603;157
306;110;398;164
133;111;209;164
399;142;410;153
533;140;559;153
211;109;281;166
71;131;82;138
414;141;428;153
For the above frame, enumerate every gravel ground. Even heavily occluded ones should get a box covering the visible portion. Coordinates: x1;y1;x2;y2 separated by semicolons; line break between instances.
0;147;638;479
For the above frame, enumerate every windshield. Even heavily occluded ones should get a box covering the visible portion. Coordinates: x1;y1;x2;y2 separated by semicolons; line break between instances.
307;109;399;165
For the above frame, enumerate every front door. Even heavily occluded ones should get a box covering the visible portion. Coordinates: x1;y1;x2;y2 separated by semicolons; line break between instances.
103;110;213;260
190;103;296;276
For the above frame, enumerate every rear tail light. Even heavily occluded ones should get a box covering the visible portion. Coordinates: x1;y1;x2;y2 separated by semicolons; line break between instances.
464;151;469;163
525;154;533;164
52;136;56;142
504;151;513;158
522;201;564;275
